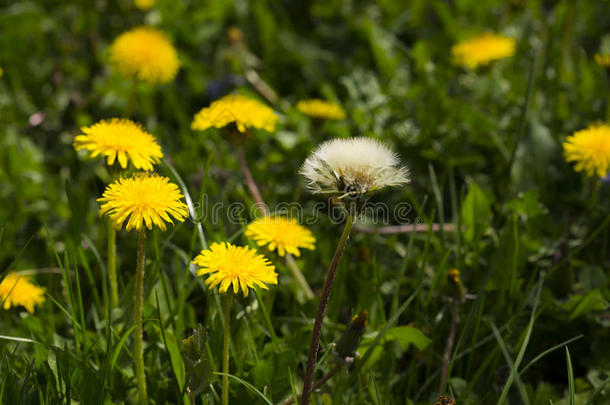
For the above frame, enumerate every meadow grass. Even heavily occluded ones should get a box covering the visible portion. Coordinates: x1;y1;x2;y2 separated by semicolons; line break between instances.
1;1;610;404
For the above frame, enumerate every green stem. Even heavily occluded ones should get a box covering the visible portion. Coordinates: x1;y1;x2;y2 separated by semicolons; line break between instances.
589;178;601;214
134;229;148;405
301;213;355;405
285;254;315;300
107;219;118;311
222;293;234;405
125;80;137;118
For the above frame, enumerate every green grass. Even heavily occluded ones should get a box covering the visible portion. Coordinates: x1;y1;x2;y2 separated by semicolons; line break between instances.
1;0;610;404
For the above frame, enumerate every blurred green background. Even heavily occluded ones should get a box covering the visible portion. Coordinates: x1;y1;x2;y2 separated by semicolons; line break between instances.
1;0;610;404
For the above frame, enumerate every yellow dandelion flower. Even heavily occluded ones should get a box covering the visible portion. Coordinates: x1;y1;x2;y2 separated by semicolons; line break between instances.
595;53;610;67
98;173;188;231
563;124;610;178
296;99;346;120
134;0;155;10
191;94;279;134
194;242;278;297
0;273;45;314
245;216;316;257
109;26;179;84
452;33;516;69
448;268;461;284
74;118;163;170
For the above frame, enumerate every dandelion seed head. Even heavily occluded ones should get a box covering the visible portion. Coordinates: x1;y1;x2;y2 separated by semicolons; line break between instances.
191;94;279;133
452;33;515;69
74;119;163;170
194;242;278;297
564;123;610;178
110;26;179;84
300;137;410;196
245;217;315;257
0;273;45;314
98;173;188;232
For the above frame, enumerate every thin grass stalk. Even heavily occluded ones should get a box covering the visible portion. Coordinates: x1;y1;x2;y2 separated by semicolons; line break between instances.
134;229;148;405
107;219;118;310
222;293;234;405
285;254;314;300
301;213;354;405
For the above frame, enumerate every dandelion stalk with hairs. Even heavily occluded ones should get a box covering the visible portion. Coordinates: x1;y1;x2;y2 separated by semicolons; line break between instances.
74;119;163;311
299;137;410;405
98;173;188;405
193;242;278;405
192;93;315;298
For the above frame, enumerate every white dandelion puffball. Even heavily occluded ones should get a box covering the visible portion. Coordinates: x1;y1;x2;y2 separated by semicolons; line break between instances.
300;137;410;196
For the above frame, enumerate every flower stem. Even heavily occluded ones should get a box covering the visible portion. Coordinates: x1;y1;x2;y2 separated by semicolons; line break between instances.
107;219;118;311
301;213;354;405
285;254;315;300
134;229;148;405
280;364;342;405
235;145;268;215
588;177;601;213
234;142;315;298
222;293;234;405
439;302;459;393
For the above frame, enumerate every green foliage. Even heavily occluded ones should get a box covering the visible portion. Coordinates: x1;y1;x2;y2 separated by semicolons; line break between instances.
1;0;610;404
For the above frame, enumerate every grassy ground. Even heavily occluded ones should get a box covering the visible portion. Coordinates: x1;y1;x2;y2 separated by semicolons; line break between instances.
1;0;610;404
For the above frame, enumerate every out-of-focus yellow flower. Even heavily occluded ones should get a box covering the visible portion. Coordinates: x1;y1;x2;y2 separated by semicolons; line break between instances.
109;26;179;84
595;53;610;67
74;119;163;170
564;124;610;178
448;268;461;284
227;26;243;45
98;173;188;231
296;99;346;120
246;217;315;257
191;94;278;133
134;0;155;10
194;242;277;297
435;395;456;405
0;273;45;314
0;67;3;78
452;33;515;69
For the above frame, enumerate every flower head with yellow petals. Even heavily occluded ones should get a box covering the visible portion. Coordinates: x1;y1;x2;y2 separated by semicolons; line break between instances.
563;124;610;178
109;26;179;84
194;242;278;297
595;53;610;68
452;33;515;69
134;0;155;10
74;119;163;170
246;216;315;257
98;173;188;232
296;99;346;120
0;273;45;314
191;94;279;134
